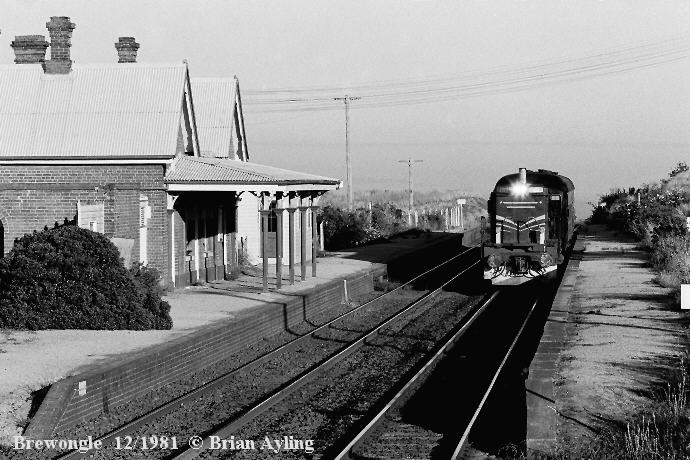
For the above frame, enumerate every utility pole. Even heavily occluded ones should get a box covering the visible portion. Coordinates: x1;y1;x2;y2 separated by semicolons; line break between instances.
334;95;361;210
398;158;423;226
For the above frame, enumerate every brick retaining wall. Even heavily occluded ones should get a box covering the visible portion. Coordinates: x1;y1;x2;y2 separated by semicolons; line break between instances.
24;266;383;438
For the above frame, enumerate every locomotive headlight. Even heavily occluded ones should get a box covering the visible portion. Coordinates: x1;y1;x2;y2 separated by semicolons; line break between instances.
511;182;528;196
539;253;554;268
487;253;503;268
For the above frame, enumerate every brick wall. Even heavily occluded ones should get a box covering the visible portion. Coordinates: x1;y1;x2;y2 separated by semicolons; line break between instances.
0;164;170;279
145;190;168;272
24;266;384;438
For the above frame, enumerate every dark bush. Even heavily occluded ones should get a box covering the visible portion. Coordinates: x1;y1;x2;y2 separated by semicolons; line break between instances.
0;226;172;330
320;205;370;250
128;264;173;330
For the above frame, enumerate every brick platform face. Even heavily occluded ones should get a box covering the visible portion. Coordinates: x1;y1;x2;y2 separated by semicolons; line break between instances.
0;164;170;278
525;236;583;453
25;269;379;438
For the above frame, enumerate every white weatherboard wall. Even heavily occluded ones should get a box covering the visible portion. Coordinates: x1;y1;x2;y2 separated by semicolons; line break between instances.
236;195;312;266
237;194;260;264
277;210;311;266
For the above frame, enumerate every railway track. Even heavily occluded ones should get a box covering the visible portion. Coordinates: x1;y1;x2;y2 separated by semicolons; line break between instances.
330;282;549;460
56;246;481;460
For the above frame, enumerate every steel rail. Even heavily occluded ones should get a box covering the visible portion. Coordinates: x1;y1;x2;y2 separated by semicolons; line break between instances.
333;290;500;460
450;298;540;460
57;245;478;460
171;259;482;459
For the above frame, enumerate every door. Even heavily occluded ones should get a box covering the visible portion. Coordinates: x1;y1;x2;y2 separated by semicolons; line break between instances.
261;201;278;257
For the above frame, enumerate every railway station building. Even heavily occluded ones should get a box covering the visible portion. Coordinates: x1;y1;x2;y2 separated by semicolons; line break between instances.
0;17;340;288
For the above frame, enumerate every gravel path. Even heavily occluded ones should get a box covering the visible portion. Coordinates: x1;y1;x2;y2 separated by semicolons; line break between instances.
555;226;690;450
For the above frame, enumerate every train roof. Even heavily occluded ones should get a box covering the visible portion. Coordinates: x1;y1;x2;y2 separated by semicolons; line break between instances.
493;169;574;192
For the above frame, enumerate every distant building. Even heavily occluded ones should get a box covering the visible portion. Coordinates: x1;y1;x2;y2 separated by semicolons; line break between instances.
0;17;340;287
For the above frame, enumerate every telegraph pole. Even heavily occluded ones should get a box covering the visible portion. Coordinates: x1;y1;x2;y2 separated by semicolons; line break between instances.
334;95;360;210
398;158;423;225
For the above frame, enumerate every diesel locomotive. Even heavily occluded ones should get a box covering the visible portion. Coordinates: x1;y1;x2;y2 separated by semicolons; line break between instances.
482;168;575;285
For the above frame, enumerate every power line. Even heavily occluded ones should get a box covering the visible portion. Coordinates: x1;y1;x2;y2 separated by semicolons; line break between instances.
242;35;690;113
243;33;690;96
245;51;690;113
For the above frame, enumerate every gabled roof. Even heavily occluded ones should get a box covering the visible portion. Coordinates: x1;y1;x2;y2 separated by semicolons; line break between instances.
191;77;249;161
0;62;197;159
166;155;340;186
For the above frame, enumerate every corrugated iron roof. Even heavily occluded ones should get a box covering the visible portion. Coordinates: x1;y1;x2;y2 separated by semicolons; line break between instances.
166;156;340;185
0;63;187;158
191;78;237;158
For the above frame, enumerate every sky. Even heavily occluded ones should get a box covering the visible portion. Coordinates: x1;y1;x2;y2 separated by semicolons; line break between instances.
2;1;690;219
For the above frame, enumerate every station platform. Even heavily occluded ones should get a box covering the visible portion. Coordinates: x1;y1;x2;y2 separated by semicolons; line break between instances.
0;230;464;444
525;225;690;455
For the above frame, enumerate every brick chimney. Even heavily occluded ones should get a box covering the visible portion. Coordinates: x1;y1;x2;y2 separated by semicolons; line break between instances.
115;37;139;63
11;35;49;64
44;16;76;74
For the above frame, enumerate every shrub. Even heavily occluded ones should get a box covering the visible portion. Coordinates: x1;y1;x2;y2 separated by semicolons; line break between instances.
0;226;172;330
651;235;690;274
591;184;689;244
650;235;690;305
128;264;173;330
319;205;371;250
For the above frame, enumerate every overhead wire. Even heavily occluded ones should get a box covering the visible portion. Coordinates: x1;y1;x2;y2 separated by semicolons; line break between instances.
243;33;690;96
249;45;690;109
242;34;690;114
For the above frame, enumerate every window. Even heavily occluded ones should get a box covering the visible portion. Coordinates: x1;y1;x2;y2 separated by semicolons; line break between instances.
261;201;278;233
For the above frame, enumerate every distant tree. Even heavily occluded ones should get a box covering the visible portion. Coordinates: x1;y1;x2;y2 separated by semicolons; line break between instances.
669;161;689;178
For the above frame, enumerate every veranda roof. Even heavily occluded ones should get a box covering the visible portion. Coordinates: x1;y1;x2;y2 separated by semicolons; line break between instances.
165;155;340;191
